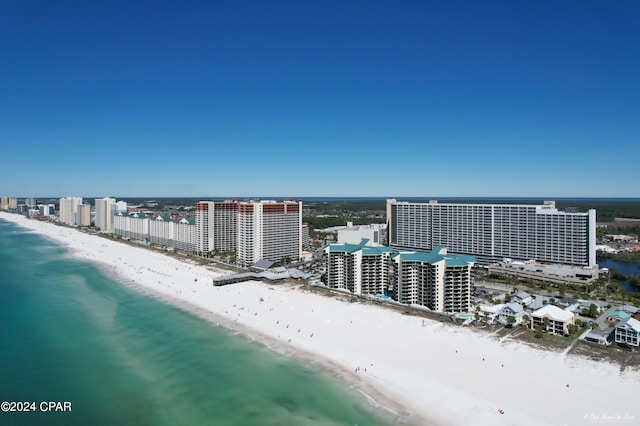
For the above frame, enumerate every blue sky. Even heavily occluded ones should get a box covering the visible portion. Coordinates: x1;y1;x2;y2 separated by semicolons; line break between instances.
1;0;638;198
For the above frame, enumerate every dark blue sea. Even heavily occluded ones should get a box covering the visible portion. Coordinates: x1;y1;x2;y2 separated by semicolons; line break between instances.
0;219;391;425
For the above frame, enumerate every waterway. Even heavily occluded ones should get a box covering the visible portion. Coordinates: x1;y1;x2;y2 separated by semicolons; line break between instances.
597;258;640;293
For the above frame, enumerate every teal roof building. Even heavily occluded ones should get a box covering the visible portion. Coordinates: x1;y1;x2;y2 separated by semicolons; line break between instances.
324;239;393;296
391;246;476;313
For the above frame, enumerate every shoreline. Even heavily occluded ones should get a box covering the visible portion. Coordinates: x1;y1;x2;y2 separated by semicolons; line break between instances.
1;214;424;424
120;278;419;424
2;213;639;426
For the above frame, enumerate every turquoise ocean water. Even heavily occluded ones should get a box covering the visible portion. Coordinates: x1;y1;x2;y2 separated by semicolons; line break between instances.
0;219;392;426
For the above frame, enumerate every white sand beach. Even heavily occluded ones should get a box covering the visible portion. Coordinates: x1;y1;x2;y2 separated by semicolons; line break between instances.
2;212;638;426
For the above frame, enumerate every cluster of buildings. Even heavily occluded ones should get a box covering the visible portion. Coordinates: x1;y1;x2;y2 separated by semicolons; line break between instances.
4;196;603;318
53;197;303;267
2;196;55;217
195;200;302;266
324;240;475;313
323;199;597;314
58;196;128;229
478;293;579;334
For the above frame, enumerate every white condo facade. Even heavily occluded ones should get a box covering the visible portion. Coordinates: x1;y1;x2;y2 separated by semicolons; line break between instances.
195;200;238;255
387;199;596;267
324;240;392;296
238;199;302;266
59;197;83;226
391;247;476;313
148;215;196;252
95;197;116;232
76;204;91;227
113;212;149;242
174;217;197;252
196;199;301;266
114;213;196;252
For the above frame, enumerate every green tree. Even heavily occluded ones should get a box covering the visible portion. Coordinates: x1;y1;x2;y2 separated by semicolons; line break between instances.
558;283;567;297
589;303;599;318
534;326;543;339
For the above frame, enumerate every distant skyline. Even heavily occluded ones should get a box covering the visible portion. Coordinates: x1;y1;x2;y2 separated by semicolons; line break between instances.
1;1;639;198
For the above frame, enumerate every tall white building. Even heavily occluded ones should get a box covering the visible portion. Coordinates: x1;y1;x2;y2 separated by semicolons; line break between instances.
237;199;302;266
195;200;238;255
324;239;392;296
114;201;127;213
387;199;596;267
59;197;83;225
1;197;9;210
95;197;116;232
391;247;476;313
38;204;55;216
196;199;302;266
76;204;91;227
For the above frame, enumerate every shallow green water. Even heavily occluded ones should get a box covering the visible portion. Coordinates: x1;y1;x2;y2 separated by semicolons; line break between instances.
0;219;392;425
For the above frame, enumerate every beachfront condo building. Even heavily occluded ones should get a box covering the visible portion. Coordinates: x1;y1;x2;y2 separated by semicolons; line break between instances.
174;217;197;252
38;204;55;217
386;199;596;267
614;317;640;347
391;247;475;313
95;197;116;232
59;197;83;226
149;215;197;252
8;197;18;212
113;212;150;242
197;199;301;266
149;215;173;248
237;199;302;266
76;204;91;227
1;197;8;210
324;239;392;296
113;213;196;252
530;305;575;335
196;200;238;255
302;223;310;250
213;200;238;253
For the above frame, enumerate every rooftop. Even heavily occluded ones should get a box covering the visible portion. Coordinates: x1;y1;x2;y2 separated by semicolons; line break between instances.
391;246;475;267
325;239;392;255
617;317;640;333
531;305;574;322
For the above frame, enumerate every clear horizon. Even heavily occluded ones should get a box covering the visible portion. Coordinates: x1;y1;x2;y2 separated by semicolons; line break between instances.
1;1;638;198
